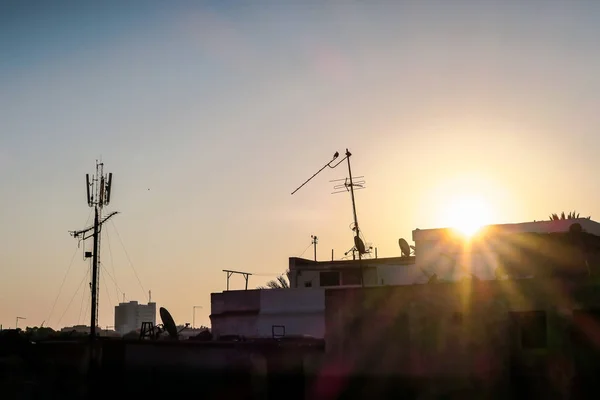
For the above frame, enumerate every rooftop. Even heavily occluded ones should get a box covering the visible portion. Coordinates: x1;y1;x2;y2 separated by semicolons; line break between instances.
413;218;600;241
289;255;415;270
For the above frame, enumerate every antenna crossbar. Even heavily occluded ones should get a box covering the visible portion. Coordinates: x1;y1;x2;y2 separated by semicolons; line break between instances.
223;270;253;291
290;148;366;287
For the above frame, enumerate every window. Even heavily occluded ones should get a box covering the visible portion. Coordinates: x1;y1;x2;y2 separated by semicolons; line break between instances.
319;271;340;287
304;281;312;288
512;311;547;349
342;270;362;286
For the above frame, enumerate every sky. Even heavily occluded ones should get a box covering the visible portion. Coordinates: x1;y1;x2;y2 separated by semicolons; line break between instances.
2;0;600;330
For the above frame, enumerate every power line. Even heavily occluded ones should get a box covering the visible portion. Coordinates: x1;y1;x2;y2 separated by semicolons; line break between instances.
56;269;89;328
298;242;313;258
103;227;120;302
251;272;290;277
45;245;80;326
77;267;89;325
110;220;148;301
101;272;113;314
101;263;123;299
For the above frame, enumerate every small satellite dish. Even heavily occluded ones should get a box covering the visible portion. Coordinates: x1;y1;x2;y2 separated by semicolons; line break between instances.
159;307;178;339
354;235;367;254
569;223;583;233
399;238;411;257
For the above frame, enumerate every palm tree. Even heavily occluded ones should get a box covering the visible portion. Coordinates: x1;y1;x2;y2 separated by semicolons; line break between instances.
548;211;590;221
258;270;290;289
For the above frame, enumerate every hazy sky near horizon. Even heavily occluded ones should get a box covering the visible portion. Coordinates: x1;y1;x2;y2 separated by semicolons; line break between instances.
2;1;600;330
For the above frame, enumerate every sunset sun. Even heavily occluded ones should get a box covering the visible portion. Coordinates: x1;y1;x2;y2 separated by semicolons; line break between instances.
445;194;493;237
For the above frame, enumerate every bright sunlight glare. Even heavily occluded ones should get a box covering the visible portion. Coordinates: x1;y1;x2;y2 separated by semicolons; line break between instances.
444;194;493;237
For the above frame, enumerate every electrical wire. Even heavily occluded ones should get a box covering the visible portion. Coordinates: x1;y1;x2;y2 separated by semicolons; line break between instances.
101;271;113;312
103;227;120;302
298;242;313;258
45;245;80;327
101;263;123;298
56;268;89;327
47;208;93;326
77;266;89;325
81;288;90;327
110;220;148;301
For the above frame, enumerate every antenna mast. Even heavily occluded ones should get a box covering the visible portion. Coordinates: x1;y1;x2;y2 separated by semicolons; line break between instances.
311;235;318;261
291;149;366;286
70;161;117;342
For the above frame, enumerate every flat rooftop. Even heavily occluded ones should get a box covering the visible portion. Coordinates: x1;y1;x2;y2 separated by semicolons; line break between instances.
290;256;415;270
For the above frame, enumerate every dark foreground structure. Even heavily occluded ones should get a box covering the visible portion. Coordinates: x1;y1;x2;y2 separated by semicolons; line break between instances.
3;276;600;400
4;231;600;399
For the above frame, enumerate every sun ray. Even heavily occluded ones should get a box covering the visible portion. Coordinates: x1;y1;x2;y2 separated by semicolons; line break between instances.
444;194;493;238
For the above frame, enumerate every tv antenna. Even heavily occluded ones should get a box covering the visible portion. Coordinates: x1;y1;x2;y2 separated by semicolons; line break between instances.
311;235;318;261
291;149;366;286
69;161;118;346
223;270;253;291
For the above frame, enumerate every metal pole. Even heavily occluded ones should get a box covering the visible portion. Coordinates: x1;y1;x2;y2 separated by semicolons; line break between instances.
90;206;99;339
345;149;364;287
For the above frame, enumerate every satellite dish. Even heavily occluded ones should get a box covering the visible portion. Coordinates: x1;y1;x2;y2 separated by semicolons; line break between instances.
354;235;366;254
159;307;178;339
569;223;583;233
399;238;411;257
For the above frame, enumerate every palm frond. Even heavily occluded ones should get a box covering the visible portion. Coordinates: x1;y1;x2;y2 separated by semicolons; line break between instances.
258;269;290;289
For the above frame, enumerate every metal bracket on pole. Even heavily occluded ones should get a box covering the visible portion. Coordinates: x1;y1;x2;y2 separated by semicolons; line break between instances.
223;270;253;291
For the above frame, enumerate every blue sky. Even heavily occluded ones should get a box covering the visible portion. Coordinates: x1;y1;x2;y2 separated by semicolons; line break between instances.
2;1;600;329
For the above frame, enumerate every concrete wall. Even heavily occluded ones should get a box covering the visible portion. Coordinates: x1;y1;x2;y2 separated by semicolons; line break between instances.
211;291;261;339
258;289;325;338
211;289;325;339
415;238;499;281
377;264;427;286
324;278;600;395
413;219;600;281
293;268;377;288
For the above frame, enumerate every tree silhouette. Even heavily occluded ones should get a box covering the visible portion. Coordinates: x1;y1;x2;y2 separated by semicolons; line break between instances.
549;211;590;221
258;270;290;289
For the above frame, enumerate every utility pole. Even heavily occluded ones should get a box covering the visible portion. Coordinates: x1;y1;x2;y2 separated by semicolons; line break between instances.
344;149;364;286
291;149;367;287
311;235;318;261
70;161;118;352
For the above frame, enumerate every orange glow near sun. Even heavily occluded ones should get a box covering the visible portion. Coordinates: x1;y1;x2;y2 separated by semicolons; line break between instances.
444;194;493;237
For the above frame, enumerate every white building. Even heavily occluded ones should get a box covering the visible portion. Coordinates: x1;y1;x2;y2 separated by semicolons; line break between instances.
211;288;325;339
211;218;600;340
114;301;156;335
412;218;600;281
289;255;419;288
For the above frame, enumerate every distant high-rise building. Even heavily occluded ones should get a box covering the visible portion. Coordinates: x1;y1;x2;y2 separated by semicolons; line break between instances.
114;301;156;335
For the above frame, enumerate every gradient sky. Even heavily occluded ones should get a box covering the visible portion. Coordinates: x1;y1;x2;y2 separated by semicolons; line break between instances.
2;1;600;330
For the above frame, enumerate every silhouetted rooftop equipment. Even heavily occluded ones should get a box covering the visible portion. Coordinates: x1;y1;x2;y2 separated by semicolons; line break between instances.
399;238;411;258
291;149;368;285
160;307;178;339
223;270;253;291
